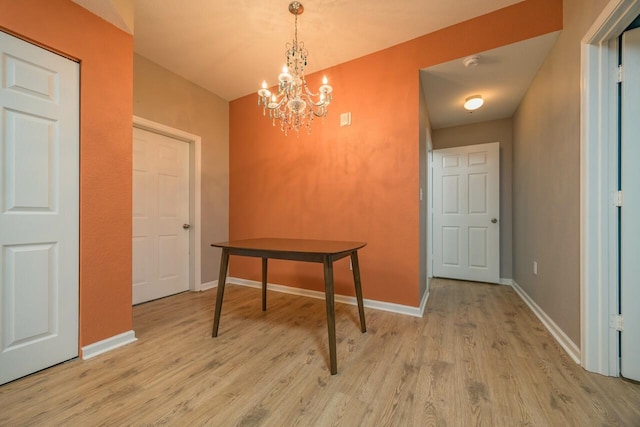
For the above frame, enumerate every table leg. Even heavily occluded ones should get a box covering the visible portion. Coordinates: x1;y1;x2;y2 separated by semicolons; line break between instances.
262;257;268;311
323;257;338;375
350;251;367;333
212;248;230;337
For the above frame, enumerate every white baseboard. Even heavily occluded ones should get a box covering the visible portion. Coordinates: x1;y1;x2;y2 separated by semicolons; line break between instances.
82;330;137;360
500;277;513;286
228;277;426;318
199;280;218;291
510;280;581;364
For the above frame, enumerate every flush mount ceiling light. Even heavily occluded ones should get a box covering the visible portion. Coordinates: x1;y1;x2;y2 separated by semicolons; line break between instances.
464;95;484;111
463;55;480;68
257;1;333;136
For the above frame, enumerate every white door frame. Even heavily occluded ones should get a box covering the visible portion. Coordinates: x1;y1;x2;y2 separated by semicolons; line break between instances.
580;0;640;376
427;134;434;290
132;116;202;292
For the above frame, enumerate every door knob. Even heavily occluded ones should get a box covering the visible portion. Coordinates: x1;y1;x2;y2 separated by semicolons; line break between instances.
183;224;191;229
491;218;498;224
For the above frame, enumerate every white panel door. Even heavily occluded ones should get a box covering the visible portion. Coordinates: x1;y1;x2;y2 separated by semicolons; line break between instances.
433;142;500;283
132;127;189;304
0;31;79;384
620;26;640;382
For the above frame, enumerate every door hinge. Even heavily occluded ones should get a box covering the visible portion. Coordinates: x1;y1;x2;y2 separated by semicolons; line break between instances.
617;64;623;83
614;190;623;207
610;314;624;331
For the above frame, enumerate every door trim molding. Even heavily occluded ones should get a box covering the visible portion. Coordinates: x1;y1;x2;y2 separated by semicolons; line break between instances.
580;0;640;376
133;116;203;291
426;138;434;291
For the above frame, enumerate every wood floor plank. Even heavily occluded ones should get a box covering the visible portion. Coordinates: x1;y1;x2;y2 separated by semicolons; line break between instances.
1;280;639;426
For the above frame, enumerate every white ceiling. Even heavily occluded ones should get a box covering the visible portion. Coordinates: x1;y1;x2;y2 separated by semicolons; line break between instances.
73;0;559;130
421;31;560;129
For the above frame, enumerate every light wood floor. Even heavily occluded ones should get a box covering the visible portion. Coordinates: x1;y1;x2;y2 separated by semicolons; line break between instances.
1;279;639;426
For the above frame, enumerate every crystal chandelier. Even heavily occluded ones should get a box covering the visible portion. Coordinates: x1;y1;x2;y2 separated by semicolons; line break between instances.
257;1;333;136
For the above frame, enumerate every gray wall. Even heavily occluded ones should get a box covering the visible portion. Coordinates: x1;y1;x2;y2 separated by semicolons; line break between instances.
432;118;513;279
512;0;609;346
133;54;229;284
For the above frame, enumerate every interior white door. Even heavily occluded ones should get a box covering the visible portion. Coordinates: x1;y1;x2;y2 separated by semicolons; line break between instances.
620;26;640;382
0;31;79;384
433;142;500;284
132;127;189;304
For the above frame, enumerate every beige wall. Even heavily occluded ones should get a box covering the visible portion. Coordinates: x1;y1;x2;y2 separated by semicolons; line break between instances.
133;54;229;284
512;0;609;346
432;118;514;279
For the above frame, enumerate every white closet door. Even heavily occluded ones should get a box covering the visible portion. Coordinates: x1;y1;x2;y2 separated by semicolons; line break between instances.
0;31;79;384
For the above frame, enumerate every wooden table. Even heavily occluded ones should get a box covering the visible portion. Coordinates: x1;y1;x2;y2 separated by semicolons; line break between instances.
210;238;367;375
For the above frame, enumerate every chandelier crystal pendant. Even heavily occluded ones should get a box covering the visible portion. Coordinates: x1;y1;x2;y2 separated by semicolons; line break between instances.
257;1;333;136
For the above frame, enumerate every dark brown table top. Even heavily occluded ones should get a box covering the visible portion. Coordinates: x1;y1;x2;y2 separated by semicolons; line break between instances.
211;238;366;256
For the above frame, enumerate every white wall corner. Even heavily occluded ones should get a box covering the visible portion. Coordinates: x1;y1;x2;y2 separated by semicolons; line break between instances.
419;289;430;317
511;281;580;364
499;278;513;286
82;330;137;360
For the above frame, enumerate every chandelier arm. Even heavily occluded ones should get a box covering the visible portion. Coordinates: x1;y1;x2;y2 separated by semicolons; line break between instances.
302;91;331;105
310;108;328;118
265;95;287;110
303;86;320;97
299;92;328;107
309;100;330;108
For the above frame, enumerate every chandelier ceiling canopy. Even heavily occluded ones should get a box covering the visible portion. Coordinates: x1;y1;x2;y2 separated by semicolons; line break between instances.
257;1;333;136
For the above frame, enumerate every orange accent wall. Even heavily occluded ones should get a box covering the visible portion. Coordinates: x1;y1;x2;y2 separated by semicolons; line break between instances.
0;0;133;348
229;0;562;306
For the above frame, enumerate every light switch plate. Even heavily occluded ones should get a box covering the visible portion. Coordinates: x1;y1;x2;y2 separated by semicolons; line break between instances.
340;112;351;127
